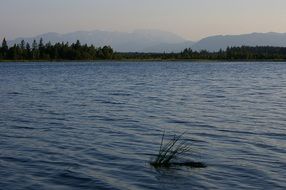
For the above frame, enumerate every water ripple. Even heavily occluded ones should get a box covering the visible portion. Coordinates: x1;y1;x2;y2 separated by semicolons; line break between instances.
0;62;286;189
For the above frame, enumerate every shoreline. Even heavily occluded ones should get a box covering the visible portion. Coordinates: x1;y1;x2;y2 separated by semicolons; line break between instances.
1;59;286;63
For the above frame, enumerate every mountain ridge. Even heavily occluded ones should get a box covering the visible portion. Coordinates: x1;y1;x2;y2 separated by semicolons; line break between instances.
193;32;286;52
8;30;286;53
8;29;192;53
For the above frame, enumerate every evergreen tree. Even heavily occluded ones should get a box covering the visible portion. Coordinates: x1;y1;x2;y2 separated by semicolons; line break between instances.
1;38;8;59
32;40;39;59
3;38;286;61
26;42;32;59
39;38;44;59
2;38;8;51
32;40;38;50
74;40;81;49
20;40;25;50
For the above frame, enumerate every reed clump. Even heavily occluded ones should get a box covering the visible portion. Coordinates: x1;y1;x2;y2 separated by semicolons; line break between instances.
150;132;206;168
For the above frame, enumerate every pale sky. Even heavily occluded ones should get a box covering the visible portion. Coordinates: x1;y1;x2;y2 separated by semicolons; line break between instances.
1;0;286;41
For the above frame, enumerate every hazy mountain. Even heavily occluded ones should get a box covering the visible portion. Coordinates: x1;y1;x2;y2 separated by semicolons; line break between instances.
9;31;286;53
8;29;193;53
192;32;286;52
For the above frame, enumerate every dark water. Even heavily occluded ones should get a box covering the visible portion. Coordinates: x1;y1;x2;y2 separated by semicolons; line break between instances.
0;61;286;190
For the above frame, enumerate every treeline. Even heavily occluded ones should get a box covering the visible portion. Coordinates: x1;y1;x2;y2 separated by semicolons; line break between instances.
116;47;286;60
1;38;286;61
0;38;113;60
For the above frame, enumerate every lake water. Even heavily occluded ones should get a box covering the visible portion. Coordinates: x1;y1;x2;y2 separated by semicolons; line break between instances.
0;61;286;190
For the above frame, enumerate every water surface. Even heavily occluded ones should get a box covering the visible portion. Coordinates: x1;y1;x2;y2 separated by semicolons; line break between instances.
0;61;286;189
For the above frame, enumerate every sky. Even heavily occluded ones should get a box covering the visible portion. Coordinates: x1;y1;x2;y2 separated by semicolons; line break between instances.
1;0;286;41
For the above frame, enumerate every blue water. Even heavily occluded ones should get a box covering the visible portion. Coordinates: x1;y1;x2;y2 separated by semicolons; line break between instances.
0;61;286;190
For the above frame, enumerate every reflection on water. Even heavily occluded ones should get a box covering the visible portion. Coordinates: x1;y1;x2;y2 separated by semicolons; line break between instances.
0;62;286;189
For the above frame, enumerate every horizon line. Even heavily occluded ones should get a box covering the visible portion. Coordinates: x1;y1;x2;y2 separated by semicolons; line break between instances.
4;29;286;42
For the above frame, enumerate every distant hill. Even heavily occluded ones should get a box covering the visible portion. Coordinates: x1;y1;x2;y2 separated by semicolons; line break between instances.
8;31;286;53
8;30;194;53
192;32;286;52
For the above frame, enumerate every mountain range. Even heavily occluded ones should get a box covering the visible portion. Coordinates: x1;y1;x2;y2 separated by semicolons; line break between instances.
8;30;286;53
192;32;286;52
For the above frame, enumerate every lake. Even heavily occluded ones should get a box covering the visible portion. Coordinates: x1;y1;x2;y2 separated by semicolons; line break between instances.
0;61;286;190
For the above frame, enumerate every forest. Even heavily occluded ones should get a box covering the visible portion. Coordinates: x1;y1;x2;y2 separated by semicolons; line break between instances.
1;38;286;61
0;38;113;60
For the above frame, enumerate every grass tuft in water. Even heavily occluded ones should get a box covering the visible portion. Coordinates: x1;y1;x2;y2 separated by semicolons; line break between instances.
150;131;206;168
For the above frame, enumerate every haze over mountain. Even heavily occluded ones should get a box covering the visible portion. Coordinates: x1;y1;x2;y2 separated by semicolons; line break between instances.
193;32;286;52
8;30;194;53
8;30;286;53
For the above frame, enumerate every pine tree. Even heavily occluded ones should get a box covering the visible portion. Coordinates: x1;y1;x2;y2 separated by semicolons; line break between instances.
2;38;8;51
26;42;32;59
20;40;25;50
39;38;44;59
1;38;8;59
32;40;39;59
